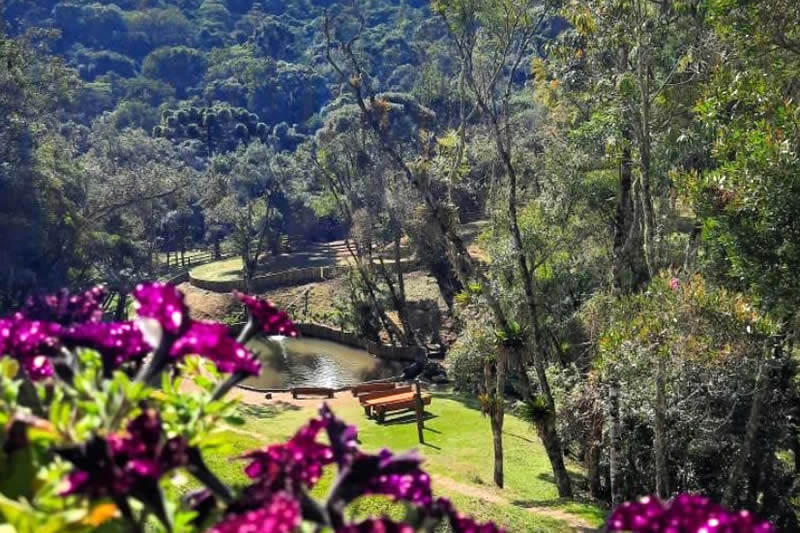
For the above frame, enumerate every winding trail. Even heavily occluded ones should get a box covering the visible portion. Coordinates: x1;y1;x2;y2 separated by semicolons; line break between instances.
432;475;599;531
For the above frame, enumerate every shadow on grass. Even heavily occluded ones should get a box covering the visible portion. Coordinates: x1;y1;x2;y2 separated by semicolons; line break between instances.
237;401;300;419
432;390;484;412
536;471;592;490
512;497;607;530
512;497;580;509
504;431;537;444
375;411;439;426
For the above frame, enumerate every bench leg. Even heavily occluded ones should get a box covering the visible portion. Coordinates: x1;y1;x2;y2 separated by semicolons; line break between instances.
377;410;385;424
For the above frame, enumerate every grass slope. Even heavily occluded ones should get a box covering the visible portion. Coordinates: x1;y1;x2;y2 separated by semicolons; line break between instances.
199;393;606;531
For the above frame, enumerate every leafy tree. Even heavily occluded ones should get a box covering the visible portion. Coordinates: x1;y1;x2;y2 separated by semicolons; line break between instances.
126;7;197;50
204;144;292;292
0;28;83;309
142;46;207;98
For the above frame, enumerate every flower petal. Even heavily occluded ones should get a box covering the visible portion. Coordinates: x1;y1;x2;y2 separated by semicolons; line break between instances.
234;292;299;337
133;282;189;336
207;492;300;533
171;321;261;376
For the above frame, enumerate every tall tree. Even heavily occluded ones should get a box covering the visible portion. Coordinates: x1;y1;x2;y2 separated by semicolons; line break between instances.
434;0;573;496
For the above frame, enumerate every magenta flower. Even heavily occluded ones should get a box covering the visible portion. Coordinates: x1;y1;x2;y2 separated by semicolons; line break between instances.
21;286;107;325
235;292;299;337
22;355;54;380
133;282;190;337
321;403;359;467
0;314;62;381
63;322;152;374
337;449;433;508
437;498;506;533
242;416;335;493
337;519;416;533
207;492;300;533
670;277;680;291
58;410;188;499
607;494;775;533
170;321;261;376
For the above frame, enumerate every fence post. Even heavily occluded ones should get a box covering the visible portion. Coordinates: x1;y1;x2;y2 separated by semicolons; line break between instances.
414;380;425;444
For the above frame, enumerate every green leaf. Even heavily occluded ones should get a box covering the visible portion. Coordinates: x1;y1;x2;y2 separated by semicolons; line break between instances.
0;493;32;525
0;447;36;499
223;415;245;426
0;359;19;380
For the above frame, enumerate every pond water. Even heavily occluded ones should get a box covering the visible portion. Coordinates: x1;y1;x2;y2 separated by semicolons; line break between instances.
243;336;405;390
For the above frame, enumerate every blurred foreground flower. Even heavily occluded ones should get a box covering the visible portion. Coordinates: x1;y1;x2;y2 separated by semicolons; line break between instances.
608;494;775;533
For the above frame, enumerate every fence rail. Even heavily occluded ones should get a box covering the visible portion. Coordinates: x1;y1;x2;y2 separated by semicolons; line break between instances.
188;260;419;294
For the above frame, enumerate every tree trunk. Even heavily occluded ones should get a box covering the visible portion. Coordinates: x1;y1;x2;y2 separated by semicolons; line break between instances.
114;291;127;321
488;108;572;497
487;350;507;488
683;222;702;273
637;53;658;278
587;437;602;499
491;413;504;488
723;359;770;507
654;356;669;498
612;125;635;290
608;379;624;507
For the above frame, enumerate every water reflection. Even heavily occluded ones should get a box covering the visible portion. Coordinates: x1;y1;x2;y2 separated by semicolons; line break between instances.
243;336;404;389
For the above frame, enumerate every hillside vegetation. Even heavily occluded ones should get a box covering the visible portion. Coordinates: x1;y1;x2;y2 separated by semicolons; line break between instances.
3;0;800;531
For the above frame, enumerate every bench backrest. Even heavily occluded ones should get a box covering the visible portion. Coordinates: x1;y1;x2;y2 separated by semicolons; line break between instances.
358;385;412;403
351;382;396;396
294;387;333;394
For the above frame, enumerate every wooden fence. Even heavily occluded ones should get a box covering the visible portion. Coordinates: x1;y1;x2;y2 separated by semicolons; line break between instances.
188;260;419;294
297;323;424;362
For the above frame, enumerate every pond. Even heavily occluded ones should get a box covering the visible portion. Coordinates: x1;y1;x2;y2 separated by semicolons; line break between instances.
242;336;405;390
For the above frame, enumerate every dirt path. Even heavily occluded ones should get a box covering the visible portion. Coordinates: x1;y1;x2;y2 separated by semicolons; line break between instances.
431;475;598;531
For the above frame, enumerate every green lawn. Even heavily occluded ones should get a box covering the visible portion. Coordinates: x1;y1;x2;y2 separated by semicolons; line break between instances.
196;393;606;531
190;256;246;282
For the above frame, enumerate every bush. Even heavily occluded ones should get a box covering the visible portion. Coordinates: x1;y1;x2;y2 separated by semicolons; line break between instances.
446;322;494;394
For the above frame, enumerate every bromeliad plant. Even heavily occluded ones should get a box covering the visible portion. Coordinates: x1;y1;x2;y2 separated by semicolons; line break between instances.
0;282;502;533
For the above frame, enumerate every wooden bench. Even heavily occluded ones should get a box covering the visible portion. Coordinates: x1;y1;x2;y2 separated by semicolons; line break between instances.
372;394;432;423
351;382;396;397
359;386;412;415
291;387;335;399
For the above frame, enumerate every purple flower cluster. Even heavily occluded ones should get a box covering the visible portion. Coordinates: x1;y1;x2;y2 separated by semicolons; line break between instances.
133;282;190;336
63;321;152;373
608;494;775;533
207;492;300;533
338;520;416;533
0;282;294;383
235;291;299;338
1;285;109;380
131;283;268;377
0;314;61;380
21;286;107;325
59;409;188;499
171;321;261;376
242;416;335;492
